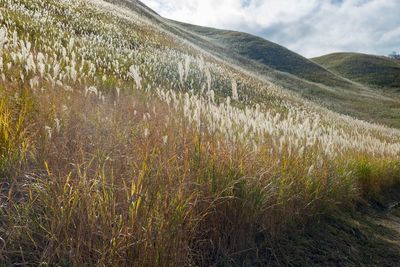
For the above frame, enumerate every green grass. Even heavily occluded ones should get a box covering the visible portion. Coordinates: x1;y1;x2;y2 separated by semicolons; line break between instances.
175;24;350;87
313;52;400;90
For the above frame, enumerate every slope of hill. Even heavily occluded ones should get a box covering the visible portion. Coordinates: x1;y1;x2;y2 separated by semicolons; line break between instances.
110;1;400;128
313;52;400;90
154;19;400;128
174;22;350;87
1;0;400;266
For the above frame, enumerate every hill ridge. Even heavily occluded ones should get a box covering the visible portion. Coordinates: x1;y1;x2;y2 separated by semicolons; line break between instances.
313;52;400;90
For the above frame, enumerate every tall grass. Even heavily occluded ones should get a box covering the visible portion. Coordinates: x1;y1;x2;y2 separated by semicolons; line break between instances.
0;79;398;265
0;0;399;265
0;87;33;177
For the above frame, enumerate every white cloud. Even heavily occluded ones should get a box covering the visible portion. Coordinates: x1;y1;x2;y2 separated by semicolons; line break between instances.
141;0;400;57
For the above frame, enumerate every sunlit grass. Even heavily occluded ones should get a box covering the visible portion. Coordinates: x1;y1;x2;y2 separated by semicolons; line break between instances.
0;0;399;265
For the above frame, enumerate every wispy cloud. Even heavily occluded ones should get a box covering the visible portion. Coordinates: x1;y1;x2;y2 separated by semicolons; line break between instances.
141;0;400;57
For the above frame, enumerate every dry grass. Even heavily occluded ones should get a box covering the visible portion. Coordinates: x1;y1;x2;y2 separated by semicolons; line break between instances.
1;80;399;266
0;0;399;266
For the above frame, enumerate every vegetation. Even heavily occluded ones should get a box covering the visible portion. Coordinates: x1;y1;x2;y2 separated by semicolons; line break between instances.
0;0;399;266
173;23;348;87
313;52;400;90
165;21;400;129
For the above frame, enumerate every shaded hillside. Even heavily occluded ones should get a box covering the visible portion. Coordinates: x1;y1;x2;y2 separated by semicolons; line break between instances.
313;53;400;90
176;23;349;87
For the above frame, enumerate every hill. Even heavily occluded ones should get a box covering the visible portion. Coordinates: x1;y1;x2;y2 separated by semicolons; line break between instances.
163;21;400;128
173;22;349;87
1;0;400;266
110;1;400;128
313;52;400;90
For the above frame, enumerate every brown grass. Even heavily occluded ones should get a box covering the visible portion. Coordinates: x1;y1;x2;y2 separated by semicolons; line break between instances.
0;78;399;266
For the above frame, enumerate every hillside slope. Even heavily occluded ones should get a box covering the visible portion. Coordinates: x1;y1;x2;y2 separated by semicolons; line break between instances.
109;1;400;128
1;0;400;266
171;22;400;128
313;52;400;90
174;22;349;87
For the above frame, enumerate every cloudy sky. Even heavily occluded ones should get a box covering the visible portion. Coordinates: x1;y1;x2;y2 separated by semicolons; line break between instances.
140;0;400;58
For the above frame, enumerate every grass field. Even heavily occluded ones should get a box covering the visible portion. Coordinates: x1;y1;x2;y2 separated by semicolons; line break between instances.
0;0;400;265
164;20;400;129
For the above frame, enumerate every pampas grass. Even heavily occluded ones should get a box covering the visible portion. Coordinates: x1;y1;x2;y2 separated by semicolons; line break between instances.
0;0;399;265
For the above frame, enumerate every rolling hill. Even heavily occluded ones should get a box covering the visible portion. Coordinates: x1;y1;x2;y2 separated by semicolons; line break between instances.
149;9;400;128
1;0;400;266
109;1;400;128
313;52;400;90
172;22;349;87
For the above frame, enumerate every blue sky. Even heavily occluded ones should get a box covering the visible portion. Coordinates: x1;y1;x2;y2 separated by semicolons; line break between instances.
141;0;400;58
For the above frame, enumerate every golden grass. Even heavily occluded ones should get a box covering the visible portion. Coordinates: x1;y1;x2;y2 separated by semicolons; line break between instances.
0;0;399;265
0;80;398;266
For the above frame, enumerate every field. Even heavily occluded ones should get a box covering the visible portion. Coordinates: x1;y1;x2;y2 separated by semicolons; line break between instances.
0;0;400;265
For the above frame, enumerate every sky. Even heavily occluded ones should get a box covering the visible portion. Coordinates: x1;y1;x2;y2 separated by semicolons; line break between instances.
140;0;400;58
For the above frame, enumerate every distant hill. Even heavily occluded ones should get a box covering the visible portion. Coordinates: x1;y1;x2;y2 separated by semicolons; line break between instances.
313;53;400;90
174;22;350;87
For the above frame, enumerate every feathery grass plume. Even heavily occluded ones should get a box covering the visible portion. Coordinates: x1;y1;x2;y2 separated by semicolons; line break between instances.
0;27;7;49
85;86;98;97
162;135;168;144
54;118;61;134
53;63;60;80
45;126;52;139
205;67;211;91
184;55;190;81
68;38;75;52
197;55;205;73
128;65;142;89
178;61;184;83
116;87;120;99
231;79;238;100
143;127;150;138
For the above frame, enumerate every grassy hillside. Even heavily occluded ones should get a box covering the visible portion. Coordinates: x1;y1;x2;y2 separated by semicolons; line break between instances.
175;23;349;87
104;1;400;129
313;52;400;90
153;20;400;128
0;0;400;266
